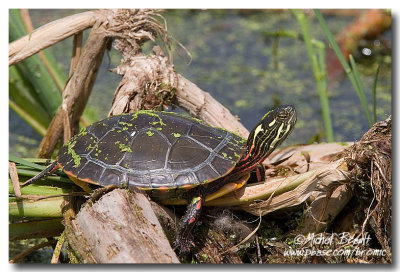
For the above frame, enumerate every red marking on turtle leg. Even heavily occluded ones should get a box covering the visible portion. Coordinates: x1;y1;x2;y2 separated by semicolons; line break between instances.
49;164;61;174
196;199;202;210
256;167;261;181
174;194;205;255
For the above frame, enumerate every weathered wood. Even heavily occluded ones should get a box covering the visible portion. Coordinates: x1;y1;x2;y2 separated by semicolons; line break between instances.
108;54;178;116
36;21;109;158
64;189;179;263
108;54;249;139
9;10;99;65
298;185;353;233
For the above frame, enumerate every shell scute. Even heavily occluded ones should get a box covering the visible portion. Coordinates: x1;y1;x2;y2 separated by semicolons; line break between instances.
58;111;246;192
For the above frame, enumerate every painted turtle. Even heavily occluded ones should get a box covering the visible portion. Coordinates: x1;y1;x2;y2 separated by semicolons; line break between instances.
23;105;296;254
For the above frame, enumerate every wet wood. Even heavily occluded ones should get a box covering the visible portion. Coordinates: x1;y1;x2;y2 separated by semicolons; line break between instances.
64;189;179;263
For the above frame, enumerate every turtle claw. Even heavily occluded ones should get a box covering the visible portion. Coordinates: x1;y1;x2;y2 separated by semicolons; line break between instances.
174;234;195;256
89;185;118;203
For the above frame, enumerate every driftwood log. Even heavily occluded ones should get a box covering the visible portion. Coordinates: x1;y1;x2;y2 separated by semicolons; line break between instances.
63;189;179;263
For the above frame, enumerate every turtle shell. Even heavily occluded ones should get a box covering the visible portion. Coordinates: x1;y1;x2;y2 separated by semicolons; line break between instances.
58;111;246;193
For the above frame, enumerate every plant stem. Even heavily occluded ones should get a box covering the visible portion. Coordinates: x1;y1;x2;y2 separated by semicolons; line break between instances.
372;64;381;123
349;54;373;126
9;154;50;171
314;9;374;126
51;231;66;263
9;239;57;263
293;10;334;142
9;197;65;219
9;100;47;136
9;218;64;241
9;179;71;196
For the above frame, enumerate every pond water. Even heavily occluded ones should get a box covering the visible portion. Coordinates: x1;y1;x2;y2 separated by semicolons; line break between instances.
9;9;391;157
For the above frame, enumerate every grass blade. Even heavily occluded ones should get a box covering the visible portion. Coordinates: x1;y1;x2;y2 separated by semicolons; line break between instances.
372;64;381;123
293;10;334;142
9;63;52;128
314;9;374;126
8;154;49;171
9;10;62;116
349;54;373;126
313;10;352;74
9;100;47;136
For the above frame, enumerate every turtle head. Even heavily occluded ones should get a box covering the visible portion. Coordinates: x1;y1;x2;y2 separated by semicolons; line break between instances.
239;105;297;168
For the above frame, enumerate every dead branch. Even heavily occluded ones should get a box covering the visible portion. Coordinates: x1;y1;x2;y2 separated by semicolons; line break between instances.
36;19;110;158
206;158;349;213
9;10;99;66
108;54;178;115
106;9;248;138
205;142;351;208
108;53;249;138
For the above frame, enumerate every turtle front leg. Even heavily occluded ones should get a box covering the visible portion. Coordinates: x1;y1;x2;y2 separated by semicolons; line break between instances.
21;161;60;187
248;164;265;183
174;194;205;255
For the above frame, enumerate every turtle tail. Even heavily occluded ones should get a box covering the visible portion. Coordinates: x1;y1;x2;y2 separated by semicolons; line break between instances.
21;161;60;187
